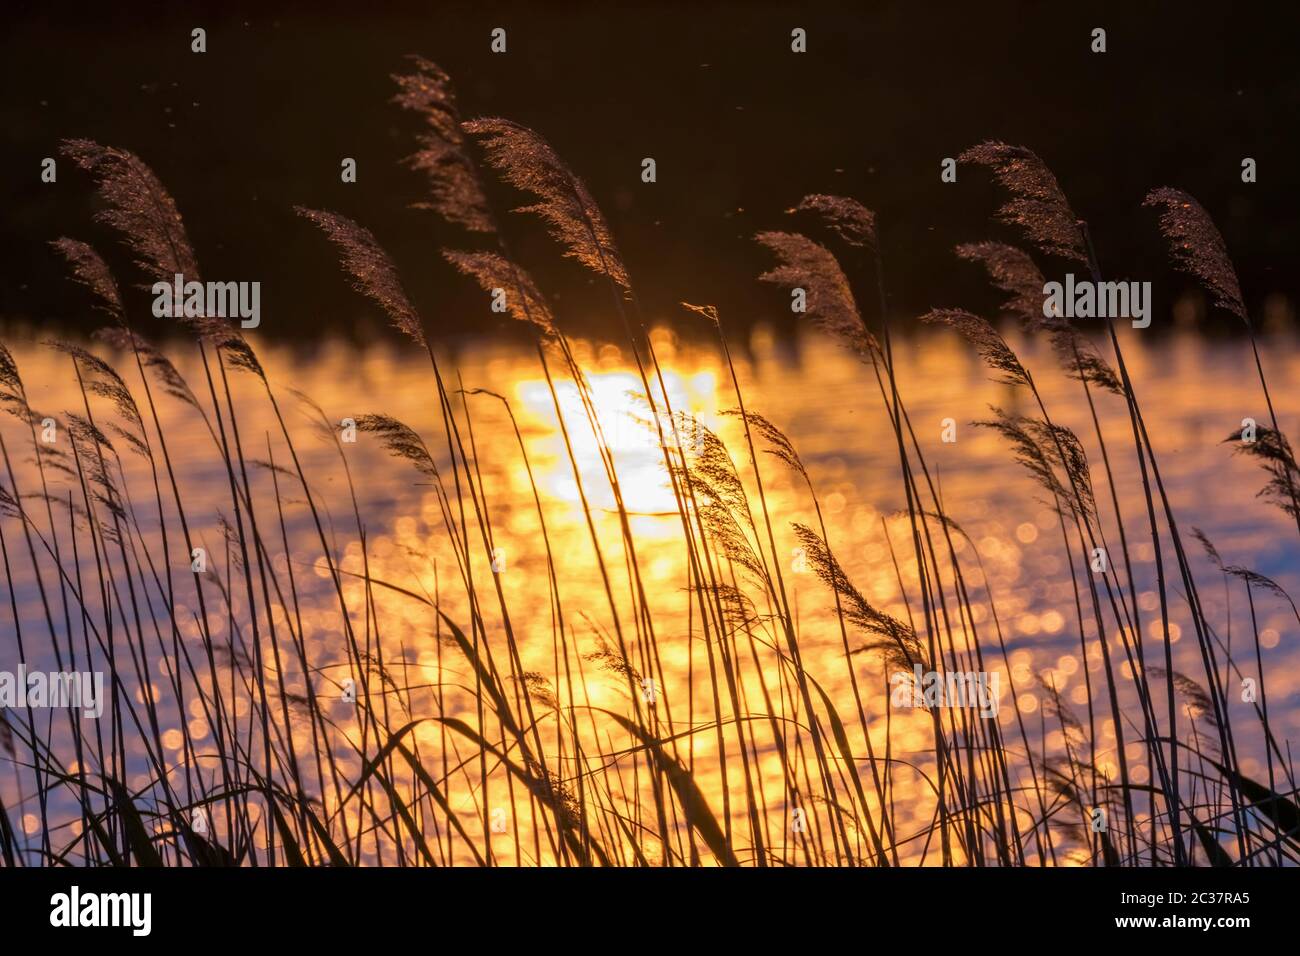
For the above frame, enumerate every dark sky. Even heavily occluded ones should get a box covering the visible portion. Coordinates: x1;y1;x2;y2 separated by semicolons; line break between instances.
2;0;1298;345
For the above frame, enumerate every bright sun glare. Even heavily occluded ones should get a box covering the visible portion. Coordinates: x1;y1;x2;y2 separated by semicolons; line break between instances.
518;366;717;517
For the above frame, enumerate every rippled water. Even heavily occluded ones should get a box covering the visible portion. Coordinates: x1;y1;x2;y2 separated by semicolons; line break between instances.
2;324;1297;864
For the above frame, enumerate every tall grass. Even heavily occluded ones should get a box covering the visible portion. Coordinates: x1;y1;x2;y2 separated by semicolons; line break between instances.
0;60;1296;867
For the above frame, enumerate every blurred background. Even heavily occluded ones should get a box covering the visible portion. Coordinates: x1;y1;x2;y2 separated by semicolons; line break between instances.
2;1;1299;869
2;0;1297;345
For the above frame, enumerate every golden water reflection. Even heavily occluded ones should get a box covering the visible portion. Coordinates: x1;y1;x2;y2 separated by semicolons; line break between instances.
3;323;1297;865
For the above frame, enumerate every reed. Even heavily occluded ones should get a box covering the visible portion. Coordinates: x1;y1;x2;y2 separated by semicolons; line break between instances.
0;63;1295;869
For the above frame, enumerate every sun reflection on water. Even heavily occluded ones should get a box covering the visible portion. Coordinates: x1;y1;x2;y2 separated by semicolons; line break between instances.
1;323;1297;864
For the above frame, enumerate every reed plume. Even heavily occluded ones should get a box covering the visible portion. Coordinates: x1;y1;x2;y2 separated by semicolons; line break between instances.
50;340;148;458
723;408;807;481
0;342;31;422
441;250;555;337
977;409;1096;521
1143;187;1247;323
792;523;923;669
49;238;124;319
954;241;1044;326
60;139;200;283
93;327;201;411
789;194;878;251
355;413;439;481
391;56;494;233
959;142;1087;264
956;241;1121;394
1149;668;1217;728
463;118;629;291
755;231;878;359
1226;425;1300;519
918;308;1030;387
294;208;426;347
